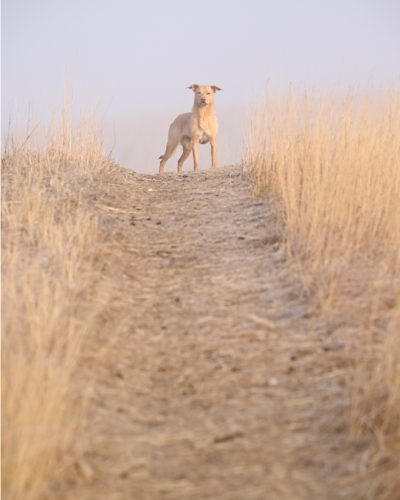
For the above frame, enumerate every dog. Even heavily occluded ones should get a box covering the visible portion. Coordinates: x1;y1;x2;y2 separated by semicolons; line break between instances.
159;84;222;173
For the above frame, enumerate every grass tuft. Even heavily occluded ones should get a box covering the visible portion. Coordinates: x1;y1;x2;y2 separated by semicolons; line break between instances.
246;87;400;498
2;113;115;499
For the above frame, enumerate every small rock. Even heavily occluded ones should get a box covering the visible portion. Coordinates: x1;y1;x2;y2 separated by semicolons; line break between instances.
75;459;94;481
266;377;279;386
322;341;344;352
214;431;243;443
264;234;280;245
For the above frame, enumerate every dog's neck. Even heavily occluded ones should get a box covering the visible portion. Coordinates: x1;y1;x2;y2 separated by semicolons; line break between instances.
192;103;216;129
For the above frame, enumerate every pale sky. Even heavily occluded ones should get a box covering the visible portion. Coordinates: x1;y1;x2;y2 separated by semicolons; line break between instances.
2;0;400;172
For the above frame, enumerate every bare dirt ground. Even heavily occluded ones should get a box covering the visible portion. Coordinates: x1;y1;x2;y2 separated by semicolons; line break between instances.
60;166;359;499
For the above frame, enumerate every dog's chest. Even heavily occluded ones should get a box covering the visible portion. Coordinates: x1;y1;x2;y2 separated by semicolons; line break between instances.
199;129;211;144
193;109;216;144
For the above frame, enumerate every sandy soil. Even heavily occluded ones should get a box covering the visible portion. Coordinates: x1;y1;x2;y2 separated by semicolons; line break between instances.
59;166;357;499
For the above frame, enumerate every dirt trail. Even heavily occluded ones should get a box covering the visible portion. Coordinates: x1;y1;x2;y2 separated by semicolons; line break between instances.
64;166;351;499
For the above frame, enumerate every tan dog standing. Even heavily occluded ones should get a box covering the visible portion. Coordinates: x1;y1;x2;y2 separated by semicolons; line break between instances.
159;84;222;173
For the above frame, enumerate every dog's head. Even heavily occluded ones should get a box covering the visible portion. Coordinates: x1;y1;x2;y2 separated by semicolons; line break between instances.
187;84;222;107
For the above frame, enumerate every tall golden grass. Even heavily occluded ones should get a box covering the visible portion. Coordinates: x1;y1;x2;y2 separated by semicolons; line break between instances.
246;88;400;498
2;112;114;499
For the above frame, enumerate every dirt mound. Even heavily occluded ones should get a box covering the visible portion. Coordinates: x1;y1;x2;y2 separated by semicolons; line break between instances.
59;167;351;499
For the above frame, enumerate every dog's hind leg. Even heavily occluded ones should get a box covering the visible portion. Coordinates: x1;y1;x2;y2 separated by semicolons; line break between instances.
159;143;177;173
177;145;191;172
159;126;179;173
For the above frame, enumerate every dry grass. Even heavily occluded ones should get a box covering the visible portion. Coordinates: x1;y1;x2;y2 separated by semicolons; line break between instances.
4;89;400;499
246;88;400;498
1;111;115;499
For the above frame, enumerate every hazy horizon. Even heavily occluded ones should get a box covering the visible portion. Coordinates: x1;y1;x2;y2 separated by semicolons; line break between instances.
2;0;400;172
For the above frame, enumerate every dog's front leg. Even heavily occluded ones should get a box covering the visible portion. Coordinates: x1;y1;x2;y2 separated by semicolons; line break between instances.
192;141;200;171
211;137;218;169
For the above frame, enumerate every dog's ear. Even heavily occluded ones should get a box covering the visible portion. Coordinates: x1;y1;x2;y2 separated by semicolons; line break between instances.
187;84;199;91
211;85;222;92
